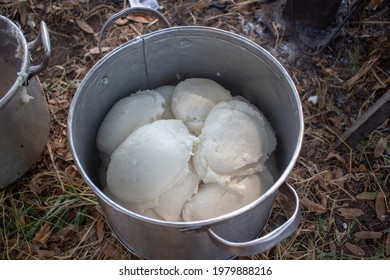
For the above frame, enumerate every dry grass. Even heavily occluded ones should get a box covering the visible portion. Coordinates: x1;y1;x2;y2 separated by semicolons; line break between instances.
1;0;389;259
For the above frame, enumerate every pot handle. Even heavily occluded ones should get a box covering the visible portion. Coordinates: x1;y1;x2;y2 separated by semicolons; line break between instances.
27;21;51;79
98;7;171;58
207;183;301;256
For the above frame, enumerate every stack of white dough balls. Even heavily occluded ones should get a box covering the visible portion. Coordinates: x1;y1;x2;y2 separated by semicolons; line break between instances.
97;78;277;222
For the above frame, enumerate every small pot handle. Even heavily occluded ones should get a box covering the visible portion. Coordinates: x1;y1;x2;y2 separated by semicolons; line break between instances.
207;183;301;256
27;21;51;79
98;7;171;58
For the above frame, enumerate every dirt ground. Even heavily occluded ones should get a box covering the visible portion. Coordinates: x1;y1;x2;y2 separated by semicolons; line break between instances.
0;0;389;259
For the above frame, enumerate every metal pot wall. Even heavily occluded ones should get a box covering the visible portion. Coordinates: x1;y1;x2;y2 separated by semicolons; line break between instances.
68;8;304;259
0;16;51;189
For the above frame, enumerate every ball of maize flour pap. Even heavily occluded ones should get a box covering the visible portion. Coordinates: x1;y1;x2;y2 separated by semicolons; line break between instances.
193;100;276;185
182;169;274;222
106;119;198;204
96;90;164;156
122;162;200;222
171;78;232;135
233;95;277;154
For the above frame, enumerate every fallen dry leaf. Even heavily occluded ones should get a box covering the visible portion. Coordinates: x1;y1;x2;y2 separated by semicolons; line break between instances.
96;218;105;243
331;167;345;188
324;152;347;166
86;46;112;56
329;115;343;130
300;196;327;214
292;167;308;177
303;224;317;232
386;233;390;257
34;223;51;245
7;238;18;248
34;3;45;10
103;244;119;259
114;17;129;26
352;164;366;173
58;224;75;244
356;192;377;200
76;20;94;34
374;137;387;158
277;192;295;217
337;208;364;219
354;231;383;240
39;246;61;258
317;84;327;110
74;66;88;78
62;0;79;9
192;0;211;12
126;14;155;24
345;242;366;256
375;192;387;221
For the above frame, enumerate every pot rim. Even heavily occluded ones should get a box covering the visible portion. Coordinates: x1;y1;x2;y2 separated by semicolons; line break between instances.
0;15;29;108
68;26;304;229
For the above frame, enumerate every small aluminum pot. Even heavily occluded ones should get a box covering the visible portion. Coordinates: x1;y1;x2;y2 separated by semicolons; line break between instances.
68;8;304;259
0;16;51;189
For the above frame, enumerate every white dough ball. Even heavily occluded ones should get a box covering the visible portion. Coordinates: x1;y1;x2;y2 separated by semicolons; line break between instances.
182;170;274;222
171;78;232;135
153;161;199;221
96;90;164;156
106;119;198;203
193;100;276;185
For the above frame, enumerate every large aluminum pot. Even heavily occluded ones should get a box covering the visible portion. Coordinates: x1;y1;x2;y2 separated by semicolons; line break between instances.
0;16;51;189
68;8;304;259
